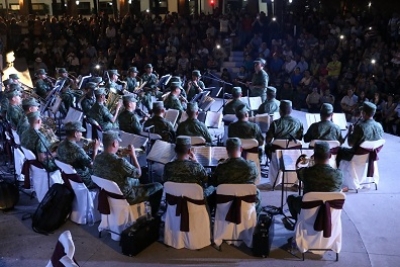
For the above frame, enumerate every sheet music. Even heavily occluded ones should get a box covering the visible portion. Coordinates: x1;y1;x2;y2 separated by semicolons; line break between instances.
192;146;211;166
280;149;314;171
64;108;83;123
333;113;347;130
205;111;222;128
306;113;321;128
146;140;176;164
210;147;228;165
164;109;179;126
131;134;148;149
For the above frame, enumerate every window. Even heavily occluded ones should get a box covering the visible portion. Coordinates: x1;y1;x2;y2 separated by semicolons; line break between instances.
77;2;91;15
9;4;20;10
32;3;50;15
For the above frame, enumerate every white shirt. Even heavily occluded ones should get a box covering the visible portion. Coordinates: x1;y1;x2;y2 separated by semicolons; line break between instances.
341;95;358;107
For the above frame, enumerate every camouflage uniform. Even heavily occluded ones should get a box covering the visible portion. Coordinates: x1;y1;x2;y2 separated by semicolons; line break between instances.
35;79;51;99
60;89;75;116
143;115;176;143
176;118;212;144
266;116;304;141
88;102;118;131
0;96;9;117
126;77;138;93
20;127;57;171
17;115;29;136
223;99;248;115
348;119;384;148
93;152;163;205
81;96;95;115
257;98;280;114
186;80;205;102
57;139;97;189
228;120;264;146
251;69;269;102
118;109;142;135
105;80;120;93
141;72;159;112
6;104;24;128
164;94;184;121
303;120;344;143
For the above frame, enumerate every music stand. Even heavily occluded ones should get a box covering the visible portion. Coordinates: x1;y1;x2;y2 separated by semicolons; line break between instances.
157;74;172;92
202;72;232;112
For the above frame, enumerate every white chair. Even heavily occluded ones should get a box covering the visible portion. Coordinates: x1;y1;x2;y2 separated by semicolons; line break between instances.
10;130;25;180
20;147;63;202
91;175;145;241
269;139;303;188
177;135;206;146
240;138;261;185
254;113;271;134
165;109;180;126
295;192;346;261
339;139;385;192
55;160;100;225
213;184;257;248
46;230;79;267
309;140;341;169
140;130;162;142
163;182;211;250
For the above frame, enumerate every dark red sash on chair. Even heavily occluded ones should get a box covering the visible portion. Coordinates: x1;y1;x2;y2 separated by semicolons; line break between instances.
50;241;80;267
97;189;126;215
271;144;302;152
165;193;206;232
301;199;345;238
22;160;44;189
216;194;256;224
353;145;383;177
330;147;340;155
61;172;83;190
241;147;259;159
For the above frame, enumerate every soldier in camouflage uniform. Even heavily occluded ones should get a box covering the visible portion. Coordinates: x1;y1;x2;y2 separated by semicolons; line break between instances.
9;74;21;86
176;102;212;144
57;121;100;189
143;101;176;143
287;141;343;221
118;95;142;135
105;69;121;93
212;137;261;212
165;76;187;98
35;69;52;99
257;86;280;115
185;70;205;102
228;105;264;146
141;64;160;112
20;112;57;172
17;98;40;136
88;88;122;131
249;58;269;102
126;67;139;93
59;75;75;116
6;89;23;129
80;82;97;114
222;87;249;115
303;103;344;143
93;131;163;215
164;136;215;197
1;79;16;117
164;82;185;121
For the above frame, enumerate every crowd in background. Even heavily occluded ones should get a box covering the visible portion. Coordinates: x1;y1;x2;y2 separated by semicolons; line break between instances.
0;9;400;135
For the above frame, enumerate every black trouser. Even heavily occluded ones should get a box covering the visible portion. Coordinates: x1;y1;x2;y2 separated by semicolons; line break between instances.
287;194;302;221
148;188;163;217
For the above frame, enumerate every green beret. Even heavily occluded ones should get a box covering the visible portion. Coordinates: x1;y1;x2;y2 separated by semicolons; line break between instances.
58;68;67;74
94;88;107;96
192;70;201;77
128;67;139;73
320;103;334;115
86;82;98;89
314;141;331;157
27;111;41;122
103;130;122;144
235;104;249;115
36;69;47;75
6;90;21;99
170;81;183;89
152;101;164;110
280;100;292;110
232;87;242;94
187;102;199;113
176;136;191;147
9;74;19;80
145;63;153;69
22;97;40;107
109;69;120;76
90;77;103;84
226;137;241;150
169;76;182;84
64;121;86;132
267;86;277;93
362;101;377;113
122;94;137;103
254;58;266;65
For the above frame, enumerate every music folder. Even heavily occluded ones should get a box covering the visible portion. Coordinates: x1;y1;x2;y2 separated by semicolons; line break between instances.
191;146;228;167
204;111;222;128
158;74;172;87
146;140;176;164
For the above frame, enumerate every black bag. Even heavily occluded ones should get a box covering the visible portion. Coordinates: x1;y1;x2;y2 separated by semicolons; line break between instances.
31;183;74;234
120;216;161;256
0;180;19;211
252;213;274;258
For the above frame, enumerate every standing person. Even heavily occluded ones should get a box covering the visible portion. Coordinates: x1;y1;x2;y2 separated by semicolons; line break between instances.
248;58;269;102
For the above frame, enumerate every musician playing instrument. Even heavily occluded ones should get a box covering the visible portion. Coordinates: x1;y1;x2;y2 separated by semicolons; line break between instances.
57;68;77;90
93;131;163;216
0;79;15;117
257;86;280;115
20;111;58;172
17;97;40;136
35;69;53;99
303;103;344;144
126;67;140;93
287;141;343;222
57;121;100;189
106;69;121;92
164;82;185;121
177;102;212;144
143;101;176;143
222;86;248;115
9;73;21;86
88;88;122;131
5;89;23;129
59;69;76;116
80;82;97;114
247;58;269;102
118;95;142;135
141;63;160;112
186;70;205;102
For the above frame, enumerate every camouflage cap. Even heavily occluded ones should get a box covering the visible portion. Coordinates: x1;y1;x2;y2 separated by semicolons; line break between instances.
254;58;266;65
58;68;67;74
3;79;14;86
9;74;20;80
86;82;98;89
320;103;334;115
22;97;40;107
103;130;122;144
64;121;86;132
232;87;242;94
36;69;47;75
90;77;103;84
109;69;120;76
314;141;331;158
362;101;377;113
187;102;199;113
226;137;241;151
152;101;164;110
192;70;201;77
128;67;139;73
267;86;277;93
8;84;22;91
122;94;138;103
169;76;182;84
94;88;107;96
280;100;292;110
27;111;41;122
235;104;249;115
170;81;183;89
176;136;191;147
6;90;21;99
145;63;153;69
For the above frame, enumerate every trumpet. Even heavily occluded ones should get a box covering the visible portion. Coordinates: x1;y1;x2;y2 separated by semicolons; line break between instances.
116;146;144;157
80;137;103;152
296;154;315;168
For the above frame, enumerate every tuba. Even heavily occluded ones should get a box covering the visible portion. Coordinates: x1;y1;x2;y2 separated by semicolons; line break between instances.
105;87;122;113
40;116;60;152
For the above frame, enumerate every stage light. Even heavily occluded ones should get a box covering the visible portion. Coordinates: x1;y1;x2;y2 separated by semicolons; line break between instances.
340;35;344;39
272;17;276;21
95;65;100;69
371;59;376;64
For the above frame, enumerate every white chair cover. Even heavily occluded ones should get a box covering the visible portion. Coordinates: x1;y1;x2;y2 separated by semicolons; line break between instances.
339;139;385;190
254;113;271;133
140;131;162;142
269;139;302;187
163;182;211;250
85;120;93;140
14;147;25;177
55;160;100;225
295;192;346;255
21;147;63;202
165;109;179;126
91;175;144;241
46;230;79;267
11;129;20;145
309;140;341;169
240;138;261;185
177;135;206;146
213;184;257;247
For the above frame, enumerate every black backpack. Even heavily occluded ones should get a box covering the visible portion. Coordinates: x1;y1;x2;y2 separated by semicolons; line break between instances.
31;183;74;234
0;180;19;211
